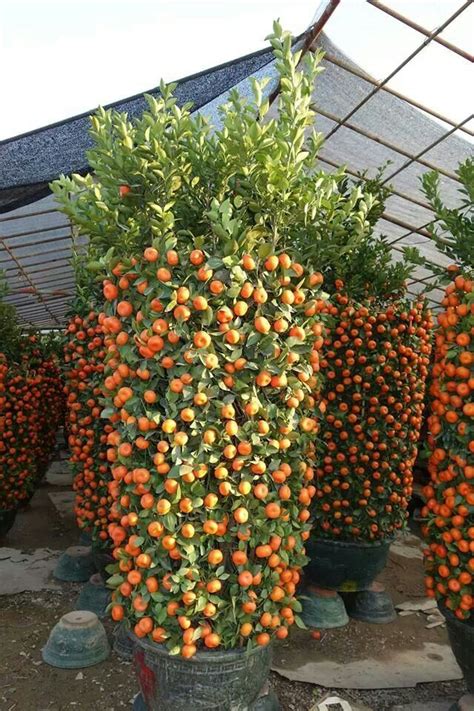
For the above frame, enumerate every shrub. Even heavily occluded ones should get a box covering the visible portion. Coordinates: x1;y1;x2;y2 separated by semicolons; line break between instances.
423;275;473;619
51;24;342;655
421;160;473;620
0;357;41;509
313;286;432;540
102;245;323;654
21;333;65;481
63;311;114;545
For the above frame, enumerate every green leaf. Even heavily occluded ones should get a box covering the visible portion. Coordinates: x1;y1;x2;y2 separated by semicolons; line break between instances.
258;243;273;258
106;574;123;587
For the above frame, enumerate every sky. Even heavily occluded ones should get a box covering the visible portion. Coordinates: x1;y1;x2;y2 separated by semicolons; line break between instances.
0;0;473;141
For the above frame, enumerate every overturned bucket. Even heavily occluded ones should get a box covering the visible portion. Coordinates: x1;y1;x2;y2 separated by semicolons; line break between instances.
54;546;95;582
42;610;110;668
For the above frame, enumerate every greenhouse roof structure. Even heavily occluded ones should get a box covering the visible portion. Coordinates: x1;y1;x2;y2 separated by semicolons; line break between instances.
0;0;472;327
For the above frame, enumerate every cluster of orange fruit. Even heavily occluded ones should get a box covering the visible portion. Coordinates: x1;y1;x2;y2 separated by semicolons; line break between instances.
64;313;113;545
422;272;473;620
99;244;326;656
313;285;433;540
22;335;65;483
0;336;64;511
0;355;40;509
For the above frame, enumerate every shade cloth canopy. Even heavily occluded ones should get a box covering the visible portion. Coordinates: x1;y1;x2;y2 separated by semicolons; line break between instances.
0;0;472;327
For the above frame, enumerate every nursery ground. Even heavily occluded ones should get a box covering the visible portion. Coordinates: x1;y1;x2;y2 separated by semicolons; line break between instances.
0;463;467;711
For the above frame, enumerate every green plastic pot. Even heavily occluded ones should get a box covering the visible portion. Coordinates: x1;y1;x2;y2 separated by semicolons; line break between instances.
133;688;280;711
113;622;134;660
0;508;18;539
53;546;95;582
300;588;349;629
304;537;392;591
341;588;396;624
91;544;114;584
42;610;110;668
131;633;278;710
17;487;36;510
78;530;93;547
75;573;111;618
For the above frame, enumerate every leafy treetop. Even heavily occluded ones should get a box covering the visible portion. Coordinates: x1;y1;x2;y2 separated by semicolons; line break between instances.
52;23;415;303
407;158;474;289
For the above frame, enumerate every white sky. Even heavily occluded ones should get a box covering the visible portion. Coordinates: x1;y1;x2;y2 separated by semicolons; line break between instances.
1;0;472;141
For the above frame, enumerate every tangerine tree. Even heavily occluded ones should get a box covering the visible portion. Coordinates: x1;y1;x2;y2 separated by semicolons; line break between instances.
57;249;118;546
421;159;474;620
50;23;361;656
290;165;434;544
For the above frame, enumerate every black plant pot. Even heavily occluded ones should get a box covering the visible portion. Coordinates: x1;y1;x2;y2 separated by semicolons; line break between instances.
91;544;114;584
440;606;474;694
17;487;36;510
113;622;135;661
131;634;278;710
0;507;18;538
304;537;392;591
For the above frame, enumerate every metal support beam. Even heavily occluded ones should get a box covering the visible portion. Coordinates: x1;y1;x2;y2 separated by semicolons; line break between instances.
367;0;474;63
324;0;471;141
321;51;474;137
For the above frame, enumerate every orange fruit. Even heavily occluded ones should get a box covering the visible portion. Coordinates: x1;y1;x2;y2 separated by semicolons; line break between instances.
238;570;253;587
208;549;224;565
255;317;271;334
264;255;279;271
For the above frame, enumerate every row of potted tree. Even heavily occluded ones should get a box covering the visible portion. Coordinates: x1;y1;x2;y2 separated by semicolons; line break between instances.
0;289;65;536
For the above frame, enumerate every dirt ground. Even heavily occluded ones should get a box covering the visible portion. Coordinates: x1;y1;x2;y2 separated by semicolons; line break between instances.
0;477;467;711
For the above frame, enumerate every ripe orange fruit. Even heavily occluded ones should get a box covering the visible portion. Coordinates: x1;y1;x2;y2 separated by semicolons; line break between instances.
253;287;268;304
194;331;211;348
232;550;248;566
242;254;256;270
144;247;159;261
190;249;204;265
192;295;208;310
255;317;271;334
233;507;249;524
265;502;282;519
264;255;279;271
208;549;224;565
238;570;253;587
204;633;221;649
181;643;197;658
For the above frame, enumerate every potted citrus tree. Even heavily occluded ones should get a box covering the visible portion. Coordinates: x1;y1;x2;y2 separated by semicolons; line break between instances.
19;333;65;489
59;251;119;576
421;159;473;699
292;177;434;626
0;284;41;535
50;22;351;710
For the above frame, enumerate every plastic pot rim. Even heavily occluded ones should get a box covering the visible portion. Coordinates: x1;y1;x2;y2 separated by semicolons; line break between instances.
131;632;270;664
438;604;474;629
310;536;395;550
